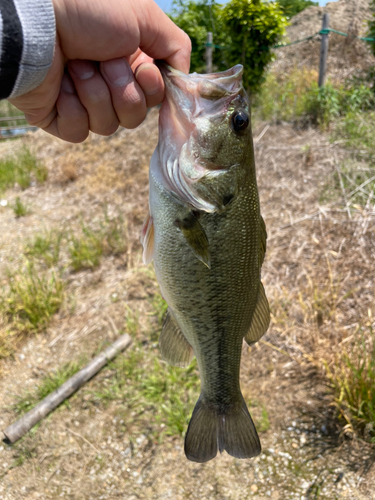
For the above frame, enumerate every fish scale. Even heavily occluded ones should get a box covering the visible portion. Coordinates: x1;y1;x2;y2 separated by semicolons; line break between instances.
141;63;270;462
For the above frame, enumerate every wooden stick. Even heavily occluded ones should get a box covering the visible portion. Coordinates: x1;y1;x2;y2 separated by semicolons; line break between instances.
318;13;329;87
3;334;132;444
206;32;213;74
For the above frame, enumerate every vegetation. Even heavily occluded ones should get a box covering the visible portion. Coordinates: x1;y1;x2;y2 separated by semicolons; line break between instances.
254;68;375;127
169;0;227;74
25;230;63;268
12;196;30;217
1;262;65;334
14;360;84;415
0;147;47;193
171;0;287;94
277;0;317;19
369;1;375;58
325;325;375;442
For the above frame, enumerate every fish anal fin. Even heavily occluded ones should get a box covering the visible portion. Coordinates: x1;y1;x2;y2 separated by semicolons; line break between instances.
244;282;270;346
174;212;211;268
159;309;194;367
140;212;154;265
184;395;261;463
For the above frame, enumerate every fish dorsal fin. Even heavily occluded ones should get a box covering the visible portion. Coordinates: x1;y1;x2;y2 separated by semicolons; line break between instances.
159;309;194;367
259;215;267;267
140;212;154;265
174;212;211;268
244;282;270;346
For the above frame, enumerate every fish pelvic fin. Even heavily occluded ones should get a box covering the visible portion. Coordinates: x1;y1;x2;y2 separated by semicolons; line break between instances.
184;395;261;463
140;212;154;265
245;281;270;346
159;309;194;367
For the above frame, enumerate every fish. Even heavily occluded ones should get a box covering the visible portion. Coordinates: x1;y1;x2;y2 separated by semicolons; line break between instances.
141;63;270;463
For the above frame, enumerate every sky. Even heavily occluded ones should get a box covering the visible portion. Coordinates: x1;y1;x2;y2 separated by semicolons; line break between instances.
155;0;336;13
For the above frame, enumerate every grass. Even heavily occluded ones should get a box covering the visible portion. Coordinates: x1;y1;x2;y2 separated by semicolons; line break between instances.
0;147;47;193
324;324;375;442
68;228;103;271
0;100;27;129
0;261;65;334
14;360;84;415
25;230;62;268
92;344;200;438
12;196;30;217
253;68;375;128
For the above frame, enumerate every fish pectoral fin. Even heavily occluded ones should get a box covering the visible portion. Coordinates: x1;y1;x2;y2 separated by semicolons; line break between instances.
159;309;194;367
244;281;270;346
184;395;261;463
140;212;154;265
174;212;211;268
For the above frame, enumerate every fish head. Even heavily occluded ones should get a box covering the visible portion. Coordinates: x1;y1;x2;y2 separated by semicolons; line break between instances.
158;63;251;172
153;63;253;212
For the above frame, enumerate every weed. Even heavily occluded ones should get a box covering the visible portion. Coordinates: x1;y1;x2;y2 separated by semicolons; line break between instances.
332;111;375;153
101;209;128;256
91;343;200;438
14;360;84;415
0;147;47;193
68;226;103;271
124;304;140;337
324;324;375;442
25;230;63;268
1;261;65;332
12;196;29;217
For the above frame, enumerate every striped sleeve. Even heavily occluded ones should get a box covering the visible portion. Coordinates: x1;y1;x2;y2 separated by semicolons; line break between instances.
0;0;56;100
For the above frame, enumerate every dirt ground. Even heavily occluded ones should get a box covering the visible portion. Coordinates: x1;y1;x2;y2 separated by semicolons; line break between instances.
0;105;374;499
272;0;375;82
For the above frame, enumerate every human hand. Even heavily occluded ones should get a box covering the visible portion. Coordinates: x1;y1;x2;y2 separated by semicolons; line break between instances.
9;0;191;143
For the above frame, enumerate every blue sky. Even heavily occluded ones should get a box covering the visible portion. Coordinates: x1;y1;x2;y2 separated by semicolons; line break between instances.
155;0;336;13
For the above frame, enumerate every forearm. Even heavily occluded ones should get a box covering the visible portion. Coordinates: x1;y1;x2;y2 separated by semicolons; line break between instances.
0;0;56;99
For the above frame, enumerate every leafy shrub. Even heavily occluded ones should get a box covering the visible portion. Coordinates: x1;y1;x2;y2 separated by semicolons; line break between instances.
221;0;287;94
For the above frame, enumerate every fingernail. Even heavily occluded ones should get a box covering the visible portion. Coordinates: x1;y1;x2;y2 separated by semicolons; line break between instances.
102;58;132;86
69;60;95;80
135;65;161;95
61;75;76;94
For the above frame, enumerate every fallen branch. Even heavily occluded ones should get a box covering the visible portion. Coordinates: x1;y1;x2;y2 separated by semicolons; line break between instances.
2;334;132;444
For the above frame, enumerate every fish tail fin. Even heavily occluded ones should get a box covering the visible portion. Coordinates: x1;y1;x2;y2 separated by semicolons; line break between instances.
184;395;261;463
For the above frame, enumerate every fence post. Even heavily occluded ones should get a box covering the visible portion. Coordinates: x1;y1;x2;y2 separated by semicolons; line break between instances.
206;32;213;74
318;13;329;87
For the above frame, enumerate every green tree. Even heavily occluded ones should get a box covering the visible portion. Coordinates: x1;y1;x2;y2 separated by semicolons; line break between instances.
169;0;228;73
221;0;287;94
277;0;318;19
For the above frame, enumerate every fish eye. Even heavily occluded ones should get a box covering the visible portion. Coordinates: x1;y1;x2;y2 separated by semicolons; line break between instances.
231;110;249;134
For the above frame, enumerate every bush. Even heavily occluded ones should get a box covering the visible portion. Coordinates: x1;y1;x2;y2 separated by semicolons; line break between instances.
221;0;287;94
253;68;375;127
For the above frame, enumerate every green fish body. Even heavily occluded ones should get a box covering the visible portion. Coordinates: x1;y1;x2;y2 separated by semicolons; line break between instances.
141;64;270;463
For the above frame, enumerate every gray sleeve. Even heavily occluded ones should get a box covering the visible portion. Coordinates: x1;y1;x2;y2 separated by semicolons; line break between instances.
0;0;56;99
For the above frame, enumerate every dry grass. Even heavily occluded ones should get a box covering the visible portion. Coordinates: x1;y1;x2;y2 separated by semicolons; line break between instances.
0;105;374;497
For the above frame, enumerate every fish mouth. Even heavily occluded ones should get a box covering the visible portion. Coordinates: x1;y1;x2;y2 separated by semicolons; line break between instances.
156;62;244;163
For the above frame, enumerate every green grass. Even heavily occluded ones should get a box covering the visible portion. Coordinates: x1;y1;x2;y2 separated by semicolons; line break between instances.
92;344;200;438
0;147;47;193
25;230;63;268
0;261;65;333
14;360;84;415
12;196;30;217
253;69;375;128
325;325;375;442
68;227;103;271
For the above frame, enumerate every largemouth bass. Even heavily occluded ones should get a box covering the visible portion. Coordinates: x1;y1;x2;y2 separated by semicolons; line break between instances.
141;63;270;463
